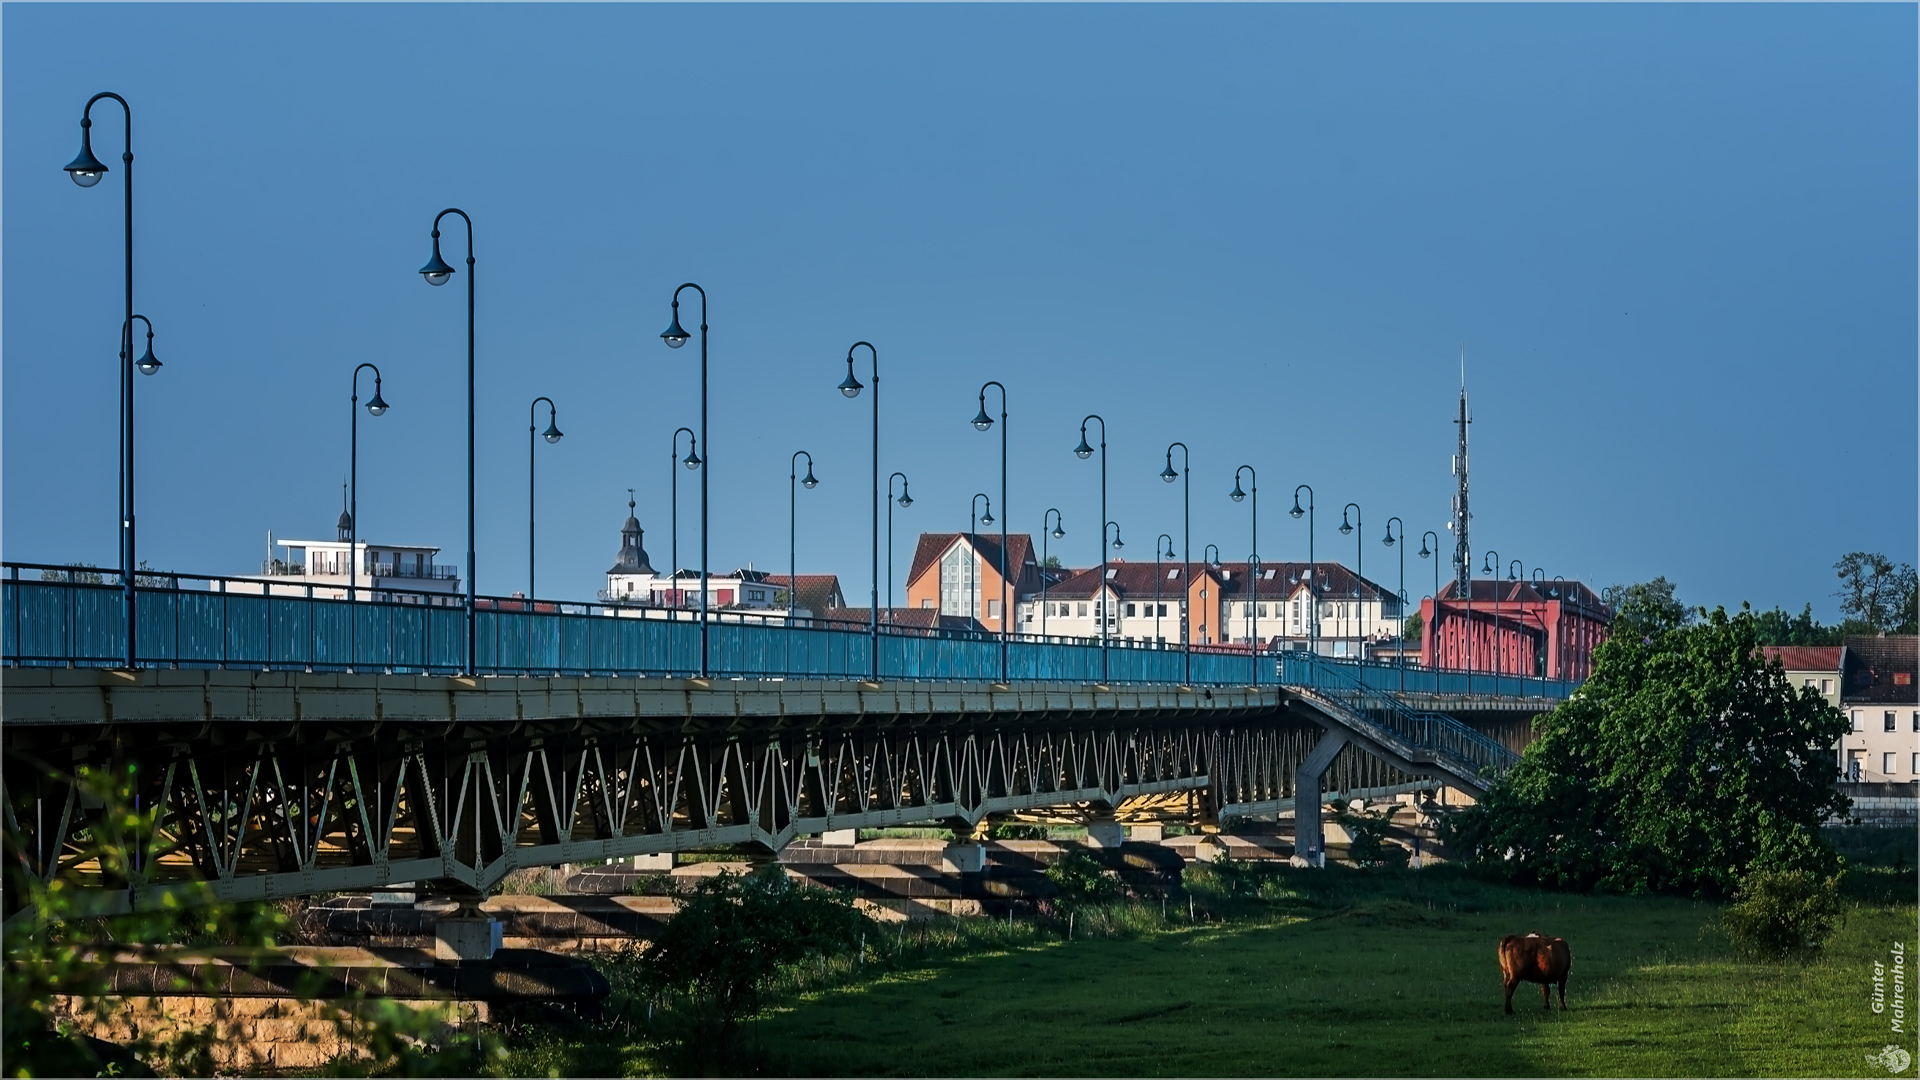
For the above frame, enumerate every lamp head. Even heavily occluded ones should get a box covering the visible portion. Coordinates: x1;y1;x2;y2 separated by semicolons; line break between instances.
1229;482;1246;503
1481;554;1495;573
896;488;913;508
1418;542;1431;559
682;448;702;470
1051;524;1065;540
64;122;108;187
971;405;994;432
837;362;864;399
981;509;995;528
802;469;818;489
1163;542;1176;559
365;387;389;416
1339;516;1353;536
135;337;161;377
1073;435;1094;459
1110;529;1124;550
542;419;564;444
1381;527;1395;547
1159;461;1178;483
418;239;455;286
660;310;691;349
1289;499;1304;519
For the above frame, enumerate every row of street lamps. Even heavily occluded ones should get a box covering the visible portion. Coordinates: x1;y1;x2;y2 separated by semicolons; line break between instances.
66;91;1549;684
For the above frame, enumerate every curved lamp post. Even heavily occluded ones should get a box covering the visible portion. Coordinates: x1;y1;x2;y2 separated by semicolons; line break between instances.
1419;529;1440;673
669;427;699;611
1041;509;1064;638
1508;559;1523;581
349;363;389;614
527;397;563;599
838;342;881;677
1383;516;1404;690
788;450;818;674
1230;465;1258;686
1161;442;1192;683
974;383;1009;682
1156;534;1175;649
887;472;912;628
660;284;710;677
418;208;477;673
1075;415;1109;682
970;492;994;628
1480;549;1501;680
1290;485;1316;656
1203;544;1221;647
1339;502;1365;656
67;92;143;668
1106;521;1126;656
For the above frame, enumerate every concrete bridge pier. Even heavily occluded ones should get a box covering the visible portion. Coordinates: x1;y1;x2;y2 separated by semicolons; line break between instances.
1291;728;1351;868
430;886;503;963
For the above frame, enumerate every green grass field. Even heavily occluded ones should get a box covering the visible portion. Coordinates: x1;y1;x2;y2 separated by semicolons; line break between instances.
484;838;1916;1078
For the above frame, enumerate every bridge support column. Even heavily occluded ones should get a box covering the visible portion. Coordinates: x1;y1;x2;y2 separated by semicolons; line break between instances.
1292;728;1350;868
434;898;503;964
1085;821;1125;850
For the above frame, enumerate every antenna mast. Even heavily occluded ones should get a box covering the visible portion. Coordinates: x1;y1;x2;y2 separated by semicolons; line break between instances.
1451;346;1472;601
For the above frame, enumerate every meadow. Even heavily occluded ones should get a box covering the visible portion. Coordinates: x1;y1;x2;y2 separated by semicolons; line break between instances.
477;833;1915;1078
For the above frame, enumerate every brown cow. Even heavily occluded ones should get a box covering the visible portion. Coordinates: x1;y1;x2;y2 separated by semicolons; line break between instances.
1499;933;1571;1014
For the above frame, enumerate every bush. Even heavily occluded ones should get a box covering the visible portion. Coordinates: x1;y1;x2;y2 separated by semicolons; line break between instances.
640;865;871;1054
1721;868;1846;961
1337;805;1410;869
1044;852;1122;909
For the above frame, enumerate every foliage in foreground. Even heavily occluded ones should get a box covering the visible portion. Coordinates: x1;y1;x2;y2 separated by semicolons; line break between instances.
2;762;490;1078
638;866;871;1053
1444;605;1850;896
1720;867;1847;961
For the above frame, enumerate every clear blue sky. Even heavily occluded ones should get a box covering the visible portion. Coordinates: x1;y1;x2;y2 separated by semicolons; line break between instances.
5;3;1914;621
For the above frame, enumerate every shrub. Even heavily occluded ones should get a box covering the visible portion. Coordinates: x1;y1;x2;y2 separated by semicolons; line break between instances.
1338;805;1411;869
1721;868;1846;961
1044;852;1123;909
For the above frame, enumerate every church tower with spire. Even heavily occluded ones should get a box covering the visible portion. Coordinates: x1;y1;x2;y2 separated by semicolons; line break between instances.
604;491;658;602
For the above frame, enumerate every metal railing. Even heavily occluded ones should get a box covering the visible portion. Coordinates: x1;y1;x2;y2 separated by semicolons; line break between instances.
1287;654;1522;779
1280;652;1578;700
3;562;1586;706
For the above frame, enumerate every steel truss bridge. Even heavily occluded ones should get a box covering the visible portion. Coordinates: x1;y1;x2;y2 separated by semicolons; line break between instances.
2;565;1576;920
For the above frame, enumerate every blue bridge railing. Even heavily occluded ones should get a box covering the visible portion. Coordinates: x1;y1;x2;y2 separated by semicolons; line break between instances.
2;564;1265;686
1279;652;1578;701
1285;655;1524;779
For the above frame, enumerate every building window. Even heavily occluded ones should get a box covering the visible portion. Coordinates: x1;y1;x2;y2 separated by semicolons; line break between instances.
1852;710;1862;732
1077;602;1088;617
1820;679;1832;694
1887;711;1898;733
1884;753;1896;776
988;599;1001;619
1913;753;1918;775
920;599;933;609
1157;604;1167;617
1912;711;1919;732
1126;603;1137;617
939;545;977;616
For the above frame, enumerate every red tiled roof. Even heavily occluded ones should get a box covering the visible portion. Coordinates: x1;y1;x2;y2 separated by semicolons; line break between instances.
1041;560;1394;603
817;607;985;633
1439;578;1607;611
1761;646;1844;672
763;574;845;614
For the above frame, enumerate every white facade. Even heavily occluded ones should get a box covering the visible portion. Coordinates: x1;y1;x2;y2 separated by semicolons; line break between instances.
242;533;460;600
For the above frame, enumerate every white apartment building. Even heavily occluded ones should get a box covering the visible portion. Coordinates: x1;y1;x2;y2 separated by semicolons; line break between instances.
241;509;460;601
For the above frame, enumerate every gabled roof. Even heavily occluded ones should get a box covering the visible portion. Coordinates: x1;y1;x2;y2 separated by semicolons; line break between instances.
764;574;846;614
1842;635;1918;704
1439;578;1606;611
1761;645;1844;673
1040;560;1215;602
906;532;1040;591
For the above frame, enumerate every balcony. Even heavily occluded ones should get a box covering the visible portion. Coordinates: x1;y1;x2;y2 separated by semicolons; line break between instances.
259;560;456;580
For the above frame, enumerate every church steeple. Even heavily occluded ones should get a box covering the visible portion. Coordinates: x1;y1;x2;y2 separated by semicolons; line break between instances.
609;489;654;575
337;481;353;542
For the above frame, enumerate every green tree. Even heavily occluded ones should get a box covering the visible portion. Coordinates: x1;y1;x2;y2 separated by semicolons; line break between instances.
1400;610;1423;643
1601;576;1694;640
1750;604;1842;647
1835;552;1917;633
641;866;870;1049
1443;605;1849;896
1042;554;1063;570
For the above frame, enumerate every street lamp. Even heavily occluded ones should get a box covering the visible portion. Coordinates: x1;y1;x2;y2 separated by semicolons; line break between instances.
1156;534;1175;648
418;208;478;673
660;284;711;677
1291;485;1316;656
1162;442;1192;684
1076;415;1110;682
1340;502;1365;657
888;472;912;629
67;91;142;668
349;362;388;621
1383;517;1405;689
669;427;699;613
1107;521;1126;658
1202;544;1221;647
974;383;1010;682
1508;559;1523;581
838;342;882;678
1231;465;1259;686
970;492;994;633
788;450;818;674
527;397;564;600
1479;549;1500;680
1419;529;1440;673
1041;509;1065;638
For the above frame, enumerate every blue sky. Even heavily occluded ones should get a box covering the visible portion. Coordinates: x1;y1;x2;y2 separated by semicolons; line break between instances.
5;3;1914;620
